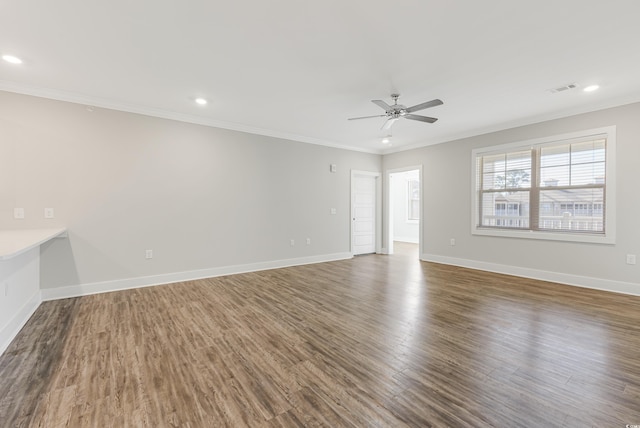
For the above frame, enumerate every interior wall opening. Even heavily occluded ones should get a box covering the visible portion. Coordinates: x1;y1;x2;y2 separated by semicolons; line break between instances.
388;167;421;258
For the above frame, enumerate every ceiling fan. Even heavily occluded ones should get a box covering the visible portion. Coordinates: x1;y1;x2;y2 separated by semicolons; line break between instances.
348;94;443;130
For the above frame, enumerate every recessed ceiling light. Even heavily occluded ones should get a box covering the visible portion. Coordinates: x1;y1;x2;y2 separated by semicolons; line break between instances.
2;54;23;64
195;98;207;105
381;136;391;144
583;85;600;92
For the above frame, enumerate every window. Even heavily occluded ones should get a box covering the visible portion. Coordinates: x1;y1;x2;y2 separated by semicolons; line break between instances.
471;127;616;244
407;179;420;221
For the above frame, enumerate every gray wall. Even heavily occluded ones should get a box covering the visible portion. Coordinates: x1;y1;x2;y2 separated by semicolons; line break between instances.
383;102;640;287
0;91;381;289
3;90;638;293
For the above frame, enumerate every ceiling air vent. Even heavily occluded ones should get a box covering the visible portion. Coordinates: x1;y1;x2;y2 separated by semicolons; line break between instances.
548;83;578;94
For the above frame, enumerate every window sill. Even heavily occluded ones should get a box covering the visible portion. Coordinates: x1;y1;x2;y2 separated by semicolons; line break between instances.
472;227;615;245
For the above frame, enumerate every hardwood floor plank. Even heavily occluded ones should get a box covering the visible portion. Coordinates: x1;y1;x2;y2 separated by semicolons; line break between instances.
0;298;80;427
287;386;358;428
2;242;640;426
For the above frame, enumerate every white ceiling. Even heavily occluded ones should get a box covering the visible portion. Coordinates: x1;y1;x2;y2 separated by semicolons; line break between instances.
2;1;640;154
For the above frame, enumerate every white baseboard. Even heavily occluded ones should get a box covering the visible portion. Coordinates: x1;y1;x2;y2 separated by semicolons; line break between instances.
41;252;353;301
0;290;42;356
421;253;640;296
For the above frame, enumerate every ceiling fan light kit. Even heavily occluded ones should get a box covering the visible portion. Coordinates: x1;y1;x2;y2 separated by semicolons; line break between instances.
348;94;443;130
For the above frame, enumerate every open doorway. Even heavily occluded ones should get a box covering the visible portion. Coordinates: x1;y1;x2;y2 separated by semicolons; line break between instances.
387;166;422;258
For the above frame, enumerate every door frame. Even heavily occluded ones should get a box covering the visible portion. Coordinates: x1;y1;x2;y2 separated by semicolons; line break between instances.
385;165;423;256
350;170;382;255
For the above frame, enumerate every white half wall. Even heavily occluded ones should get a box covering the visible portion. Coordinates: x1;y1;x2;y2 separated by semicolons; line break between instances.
0;247;42;355
384;102;640;295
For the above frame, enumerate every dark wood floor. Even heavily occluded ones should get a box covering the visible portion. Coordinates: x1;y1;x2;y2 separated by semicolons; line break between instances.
1;242;640;427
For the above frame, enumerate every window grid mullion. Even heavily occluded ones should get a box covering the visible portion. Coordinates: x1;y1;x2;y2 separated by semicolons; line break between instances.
478;158;484;227
530;147;539;230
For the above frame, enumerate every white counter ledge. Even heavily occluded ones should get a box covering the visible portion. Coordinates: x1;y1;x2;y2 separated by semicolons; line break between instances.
0;228;67;261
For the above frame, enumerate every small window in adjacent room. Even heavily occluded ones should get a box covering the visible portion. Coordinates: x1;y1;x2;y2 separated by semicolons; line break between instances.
471;126;616;244
407;179;420;221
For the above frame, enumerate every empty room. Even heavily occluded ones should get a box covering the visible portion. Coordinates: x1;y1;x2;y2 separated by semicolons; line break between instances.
1;1;640;426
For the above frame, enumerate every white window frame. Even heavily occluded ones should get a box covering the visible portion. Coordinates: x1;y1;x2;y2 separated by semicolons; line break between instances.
471;126;616;244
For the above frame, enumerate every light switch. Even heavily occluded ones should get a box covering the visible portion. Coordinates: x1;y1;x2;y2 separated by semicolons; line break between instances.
44;208;55;219
14;208;25;219
330;208;337;215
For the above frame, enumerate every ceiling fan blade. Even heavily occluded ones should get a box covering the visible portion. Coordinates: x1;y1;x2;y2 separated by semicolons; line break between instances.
405;99;443;113
381;117;399;130
404;114;438;123
348;114;388;121
372;100;392;111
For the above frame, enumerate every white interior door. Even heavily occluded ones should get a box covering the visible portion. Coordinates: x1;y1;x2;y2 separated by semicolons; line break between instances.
352;173;377;255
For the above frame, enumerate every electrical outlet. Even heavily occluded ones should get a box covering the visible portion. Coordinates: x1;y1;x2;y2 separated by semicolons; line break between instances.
627;254;637;265
14;208;24;219
44;208;55;219
450;238;456;246
330;208;337;215
145;249;153;259
306;238;311;245
290;239;295;246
